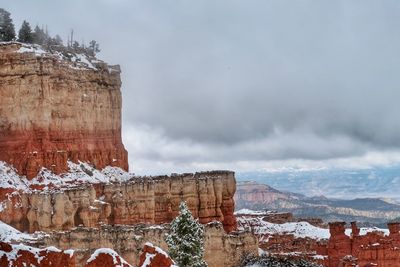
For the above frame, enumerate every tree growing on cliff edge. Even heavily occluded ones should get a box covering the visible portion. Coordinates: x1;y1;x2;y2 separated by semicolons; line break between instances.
0;8;15;41
165;201;208;267
32;25;48;45
18;21;33;43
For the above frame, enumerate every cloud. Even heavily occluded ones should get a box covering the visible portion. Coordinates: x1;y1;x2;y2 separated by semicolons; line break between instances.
4;0;400;174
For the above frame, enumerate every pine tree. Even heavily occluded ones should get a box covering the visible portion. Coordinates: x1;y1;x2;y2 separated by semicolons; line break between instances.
0;8;15;41
52;35;63;46
32;25;47;45
18;21;33;43
88;40;100;56
165;201;208;267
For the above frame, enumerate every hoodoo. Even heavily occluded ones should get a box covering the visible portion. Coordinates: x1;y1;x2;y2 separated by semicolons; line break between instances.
0;42;128;178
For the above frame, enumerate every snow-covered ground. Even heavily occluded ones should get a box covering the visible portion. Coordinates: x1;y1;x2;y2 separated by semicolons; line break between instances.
0;160;134;192
235;209;271;216
0;220;38;242
238;216;330;240
237;209;389;240
11;42;104;71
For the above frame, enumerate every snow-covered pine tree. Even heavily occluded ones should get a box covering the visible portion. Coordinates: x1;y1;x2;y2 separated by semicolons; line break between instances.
165;201;208;267
18;21;33;43
0;8;15;41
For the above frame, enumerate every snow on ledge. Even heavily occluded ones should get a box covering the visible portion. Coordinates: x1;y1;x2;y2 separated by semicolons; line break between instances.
0;220;36;243
13;42;104;71
0;160;134;192
237;215;389;240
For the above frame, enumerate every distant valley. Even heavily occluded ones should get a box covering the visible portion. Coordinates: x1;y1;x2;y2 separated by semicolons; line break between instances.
237;165;400;201
235;181;400;227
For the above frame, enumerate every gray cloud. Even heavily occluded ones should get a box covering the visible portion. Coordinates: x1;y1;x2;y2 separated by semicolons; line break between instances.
4;0;400;174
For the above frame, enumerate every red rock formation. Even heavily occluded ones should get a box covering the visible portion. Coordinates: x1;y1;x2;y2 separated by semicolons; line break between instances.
0;168;237;233
0;43;128;178
327;222;351;267
85;248;132;267
0;241;76;267
263;212;294;223
327;221;400;267
138;243;175;267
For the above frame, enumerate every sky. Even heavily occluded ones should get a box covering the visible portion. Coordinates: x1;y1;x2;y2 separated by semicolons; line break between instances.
4;0;400;175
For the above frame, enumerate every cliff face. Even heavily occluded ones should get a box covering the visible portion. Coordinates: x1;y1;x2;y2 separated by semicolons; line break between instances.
42;222;257;267
0;164;237;232
0;43;128;178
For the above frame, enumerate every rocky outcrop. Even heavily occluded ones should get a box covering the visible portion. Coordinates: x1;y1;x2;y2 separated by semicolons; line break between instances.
85;248;132;267
0;169;237;233
0;241;76;267
0;42;128;178
138;243;175;267
41;222;257;267
327;221;400;267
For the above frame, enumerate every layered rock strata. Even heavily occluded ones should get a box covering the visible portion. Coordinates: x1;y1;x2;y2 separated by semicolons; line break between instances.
0;168;237;232
0;42;128;178
42;222;258;267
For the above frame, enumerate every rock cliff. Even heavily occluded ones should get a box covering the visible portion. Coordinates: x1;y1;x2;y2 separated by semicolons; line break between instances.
0;162;237;232
0;42;128;178
42;222;257;267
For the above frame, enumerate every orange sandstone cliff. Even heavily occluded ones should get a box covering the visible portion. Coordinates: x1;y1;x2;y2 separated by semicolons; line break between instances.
0;42;128;178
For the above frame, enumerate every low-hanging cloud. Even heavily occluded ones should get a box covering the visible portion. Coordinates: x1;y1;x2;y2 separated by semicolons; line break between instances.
4;0;400;174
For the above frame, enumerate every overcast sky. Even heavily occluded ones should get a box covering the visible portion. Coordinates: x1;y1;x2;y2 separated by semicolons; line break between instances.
4;1;400;174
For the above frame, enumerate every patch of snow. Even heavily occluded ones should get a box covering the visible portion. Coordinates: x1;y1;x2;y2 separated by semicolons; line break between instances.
141;252;155;267
312;254;327;260
239;215;391;241
0;160;134;193
235;209;269;216
15;43;104;71
0;242;71;265
345;227;389;237
64;249;75;257
0;162;29;191
237;216;330;240
0;220;35;242
17;44;47;56
45;246;62;252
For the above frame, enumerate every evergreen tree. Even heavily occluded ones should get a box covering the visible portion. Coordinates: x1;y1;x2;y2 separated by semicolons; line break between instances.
32;25;47;45
18;21;33;43
52;35;63;46
88;40;100;56
165;202;208;267
0;8;15;41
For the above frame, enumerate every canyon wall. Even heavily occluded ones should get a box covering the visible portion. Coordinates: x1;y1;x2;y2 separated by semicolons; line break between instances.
0;43;128;178
0;170;237;232
41;222;257;267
